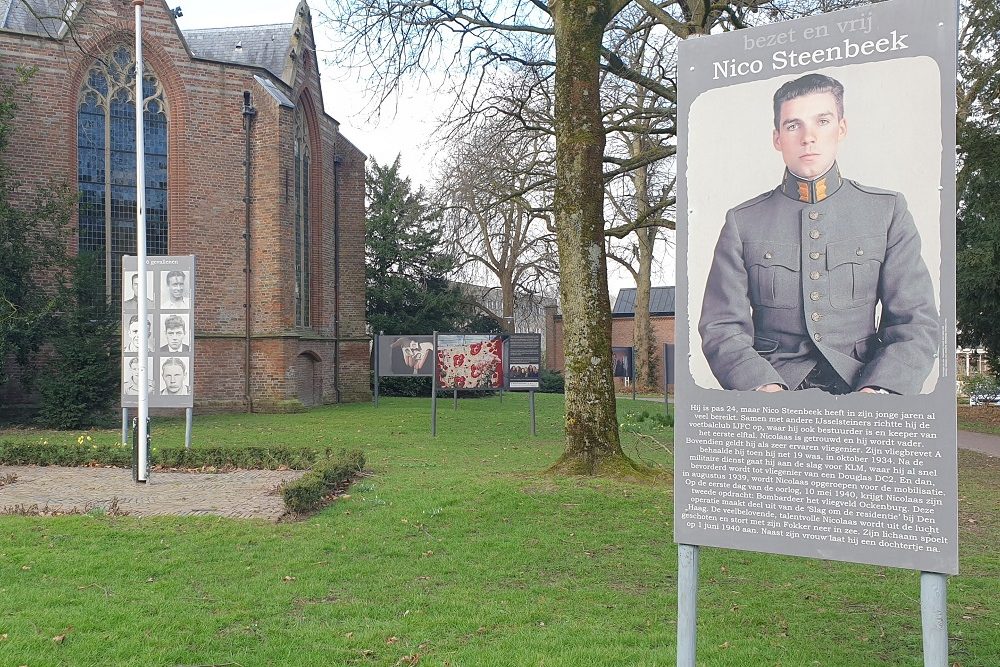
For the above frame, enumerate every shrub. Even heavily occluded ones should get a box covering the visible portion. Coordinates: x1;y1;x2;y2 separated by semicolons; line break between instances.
964;372;1000;405
539;368;564;393
281;449;365;514
36;253;119;429
0;440;323;470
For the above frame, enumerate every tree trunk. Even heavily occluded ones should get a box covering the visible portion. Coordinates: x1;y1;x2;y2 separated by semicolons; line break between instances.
630;136;658;393
548;0;628;475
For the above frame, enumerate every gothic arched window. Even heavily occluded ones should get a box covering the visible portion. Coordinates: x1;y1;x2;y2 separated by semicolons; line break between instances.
78;45;168;300
294;105;311;327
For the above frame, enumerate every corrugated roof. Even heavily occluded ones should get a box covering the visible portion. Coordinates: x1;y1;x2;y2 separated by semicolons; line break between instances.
612;287;676;316
1;0;71;37
183;23;292;82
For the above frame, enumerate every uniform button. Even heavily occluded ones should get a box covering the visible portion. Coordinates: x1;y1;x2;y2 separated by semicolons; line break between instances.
856;248;865;256
814;333;823;342
764;251;773;259
811;312;822;322
809;251;821;260
808;211;820;220
809;229;821;239
810;291;821;301
810;271;821;280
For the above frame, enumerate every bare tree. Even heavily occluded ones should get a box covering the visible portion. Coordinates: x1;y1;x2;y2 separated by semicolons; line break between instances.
437;111;558;333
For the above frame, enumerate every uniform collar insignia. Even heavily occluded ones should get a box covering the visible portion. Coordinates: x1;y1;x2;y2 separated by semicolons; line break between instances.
781;163;842;204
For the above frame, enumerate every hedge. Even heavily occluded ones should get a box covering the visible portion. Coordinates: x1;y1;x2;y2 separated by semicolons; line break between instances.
281;449;365;514
0;440;323;470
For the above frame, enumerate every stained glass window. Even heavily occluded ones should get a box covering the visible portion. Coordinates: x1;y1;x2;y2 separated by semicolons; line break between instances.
294;106;311;327
78;45;168;301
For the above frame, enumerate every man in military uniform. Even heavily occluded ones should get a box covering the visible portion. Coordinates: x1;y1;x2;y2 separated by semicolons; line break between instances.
699;73;938;395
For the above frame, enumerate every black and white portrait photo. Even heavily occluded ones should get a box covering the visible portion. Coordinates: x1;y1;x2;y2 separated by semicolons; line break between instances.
123;314;154;354
160;313;191;353
160;269;191;309
122;270;154;311
121;355;154;396
688;62;942;395
160;357;190;396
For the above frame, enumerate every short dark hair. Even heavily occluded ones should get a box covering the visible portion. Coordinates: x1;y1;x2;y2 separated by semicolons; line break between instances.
166;270;185;283
164;315;185;332
773;74;845;129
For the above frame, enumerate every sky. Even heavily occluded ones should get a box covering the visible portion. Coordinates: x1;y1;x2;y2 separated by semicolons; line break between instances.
173;0;673;297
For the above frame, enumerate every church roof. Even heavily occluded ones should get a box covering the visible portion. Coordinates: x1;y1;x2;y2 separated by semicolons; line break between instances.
183;23;293;83
0;0;72;37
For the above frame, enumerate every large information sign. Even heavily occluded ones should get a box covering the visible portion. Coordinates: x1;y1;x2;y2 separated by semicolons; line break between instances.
121;255;195;409
507;333;541;390
376;335;435;376
436;334;504;390
674;0;957;573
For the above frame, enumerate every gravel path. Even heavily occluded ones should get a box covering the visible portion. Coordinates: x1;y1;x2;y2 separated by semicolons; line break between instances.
0;465;304;521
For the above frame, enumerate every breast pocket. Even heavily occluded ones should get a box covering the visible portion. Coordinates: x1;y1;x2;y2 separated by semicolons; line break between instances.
826;235;886;309
743;242;800;309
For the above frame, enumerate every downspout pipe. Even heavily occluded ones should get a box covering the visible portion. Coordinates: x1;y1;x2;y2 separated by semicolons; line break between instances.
242;91;256;412
333;154;343;403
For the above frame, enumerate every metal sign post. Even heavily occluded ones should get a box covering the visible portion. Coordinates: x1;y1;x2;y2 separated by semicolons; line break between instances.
677;544;699;667
133;0;149;483
184;407;193;450
529;390;536;436
373;332;381;407
431;331;438;436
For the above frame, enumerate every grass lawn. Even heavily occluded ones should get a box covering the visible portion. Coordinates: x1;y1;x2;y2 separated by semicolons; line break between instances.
958;405;1000;435
1;394;998;666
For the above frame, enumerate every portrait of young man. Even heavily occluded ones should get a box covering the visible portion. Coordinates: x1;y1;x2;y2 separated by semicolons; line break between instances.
122;271;154;311
160;314;190;353
697;73;938;395
160;270;190;309
124;315;154;354
160;357;189;396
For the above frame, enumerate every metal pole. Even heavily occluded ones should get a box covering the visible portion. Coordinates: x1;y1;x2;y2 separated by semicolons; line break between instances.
121;407;128;446
184;407;193;450
373;333;380;408
133;0;149;483
921;572;949;666
431;331;437;436
664;343;669;412
677;544;699;667
530;390;536;436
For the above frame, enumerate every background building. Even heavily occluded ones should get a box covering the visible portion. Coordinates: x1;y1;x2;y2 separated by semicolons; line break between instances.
0;0;369;411
545;286;677;393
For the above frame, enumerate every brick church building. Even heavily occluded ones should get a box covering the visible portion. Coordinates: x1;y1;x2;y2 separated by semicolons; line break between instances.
0;0;370;411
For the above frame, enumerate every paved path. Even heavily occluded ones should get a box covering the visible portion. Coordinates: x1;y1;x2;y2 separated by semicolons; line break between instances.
958;430;1000;458
0;466;304;521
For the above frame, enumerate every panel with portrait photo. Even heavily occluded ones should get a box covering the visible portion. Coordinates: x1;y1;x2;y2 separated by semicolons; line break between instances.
121;355;154;397
122;314;154;354
122;270;154;312
159;313;191;354
160;269;191;309
687;60;942;396
159;356;190;396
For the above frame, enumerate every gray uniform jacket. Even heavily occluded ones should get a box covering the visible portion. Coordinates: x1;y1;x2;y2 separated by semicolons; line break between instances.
699;173;938;394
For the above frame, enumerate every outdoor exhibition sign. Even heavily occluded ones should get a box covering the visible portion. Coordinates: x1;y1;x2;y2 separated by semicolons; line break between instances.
121;255;195;409
436;334;505;390
507;333;542;390
675;0;957;574
376;335;435;377
611;346;634;380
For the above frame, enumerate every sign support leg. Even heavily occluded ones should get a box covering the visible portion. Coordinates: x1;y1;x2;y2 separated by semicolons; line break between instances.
184;407;193;450
530;390;536;436
677;544;699;667
121;407;128;446
454;387;458;410
921;572;948;666
431;331;437;436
